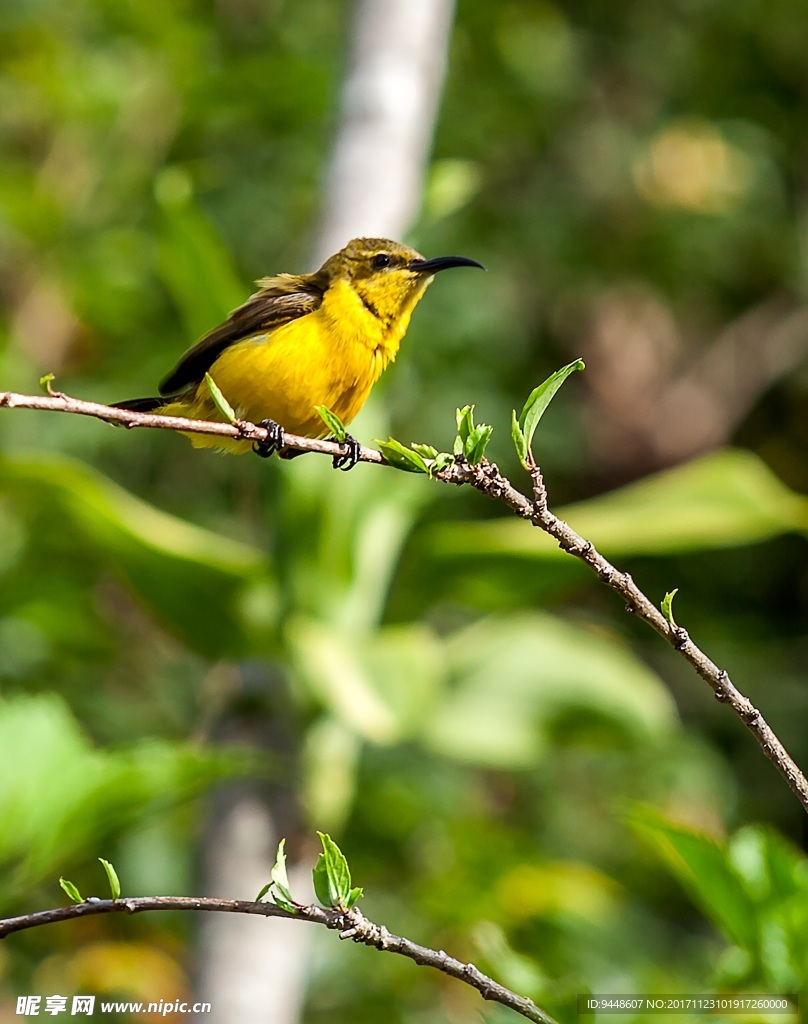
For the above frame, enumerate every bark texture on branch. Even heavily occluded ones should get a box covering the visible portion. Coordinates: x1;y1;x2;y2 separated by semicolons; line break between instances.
0;896;558;1024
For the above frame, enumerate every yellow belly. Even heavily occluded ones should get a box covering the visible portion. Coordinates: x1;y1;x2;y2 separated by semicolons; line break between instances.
165;299;393;453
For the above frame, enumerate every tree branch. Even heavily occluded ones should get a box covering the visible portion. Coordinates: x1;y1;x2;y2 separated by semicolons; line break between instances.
3;387;807;815
0;897;557;1024
440;457;808;817
0;389;385;464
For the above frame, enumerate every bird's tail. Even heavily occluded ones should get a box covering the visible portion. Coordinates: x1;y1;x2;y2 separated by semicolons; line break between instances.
112;396;165;413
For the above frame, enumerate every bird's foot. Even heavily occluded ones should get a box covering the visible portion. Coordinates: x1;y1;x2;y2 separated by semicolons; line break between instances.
253;420;285;459
332;433;361;471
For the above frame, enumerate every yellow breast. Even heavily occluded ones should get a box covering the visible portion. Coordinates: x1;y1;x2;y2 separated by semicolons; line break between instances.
176;278;405;451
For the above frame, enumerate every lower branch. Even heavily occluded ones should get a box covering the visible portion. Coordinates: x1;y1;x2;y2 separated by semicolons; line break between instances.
0;897;557;1024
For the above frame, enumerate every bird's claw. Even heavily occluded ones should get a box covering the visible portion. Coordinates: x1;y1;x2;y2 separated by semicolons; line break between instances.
252;420;359;469
253;419;285;458
332;433;361;471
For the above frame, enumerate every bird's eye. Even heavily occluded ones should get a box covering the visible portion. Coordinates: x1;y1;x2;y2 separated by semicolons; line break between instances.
371;253;392;270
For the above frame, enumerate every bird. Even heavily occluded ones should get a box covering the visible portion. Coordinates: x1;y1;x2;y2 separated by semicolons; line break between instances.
115;237;484;469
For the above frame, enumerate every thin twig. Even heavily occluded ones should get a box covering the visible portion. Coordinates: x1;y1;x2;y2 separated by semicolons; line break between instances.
438;458;808;817
3;388;807;814
0;897;557;1024
0;390;385;465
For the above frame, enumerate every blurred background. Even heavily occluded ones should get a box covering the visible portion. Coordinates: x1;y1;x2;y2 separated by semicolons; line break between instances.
2;0;808;1021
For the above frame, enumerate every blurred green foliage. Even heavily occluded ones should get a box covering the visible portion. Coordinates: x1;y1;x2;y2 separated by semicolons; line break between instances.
2;0;808;1021
0;693;242;894
632;810;808;994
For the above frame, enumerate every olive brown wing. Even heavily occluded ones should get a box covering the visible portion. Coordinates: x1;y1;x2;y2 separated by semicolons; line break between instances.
158;272;327;396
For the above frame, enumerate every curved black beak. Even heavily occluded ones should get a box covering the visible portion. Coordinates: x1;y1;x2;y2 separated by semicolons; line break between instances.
409;255;485;274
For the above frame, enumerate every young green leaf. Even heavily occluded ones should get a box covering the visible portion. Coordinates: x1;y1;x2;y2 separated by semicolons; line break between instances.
257;839;298;912
465;423;494;464
661;589;679;627
315;405;347;442
59;877;83;904
411;443;455;477
518;358;585;457
273;894;298;914
39;373;56;396
312;832;353;907
98;858;121;900
429;452;455;476
270;838;294;905
205;373;237;423
312;851;331;906
511;410;529;469
374;438;429;473
451;406;493;464
456;405;474;442
454;405;475;455
345;886;364;908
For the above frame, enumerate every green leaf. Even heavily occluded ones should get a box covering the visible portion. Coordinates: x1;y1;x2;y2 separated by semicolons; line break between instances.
288;618;400;744
661;589;679;626
98;857;121;900
423;611;676;769
518;359;585;456
261;838;298;912
313;831;353;907
407;443;455;477
316;405;347;442
454;405;475;456
38;373;56;395
628;805;758;951
450;406;493;464
312;852;331;906
270;838;294;905
429;452;455;476
346;886;364;908
205;373;236;424
456;405;474;443
511;410;529;469
728;824;808;904
59;877;83;904
374;438;429;474
0;453;269;659
0;694;248;892
465;423;494;464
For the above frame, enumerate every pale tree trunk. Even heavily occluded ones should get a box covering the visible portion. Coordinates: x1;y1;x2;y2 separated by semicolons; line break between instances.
194;2;457;1022
196;790;311;1024
315;0;457;261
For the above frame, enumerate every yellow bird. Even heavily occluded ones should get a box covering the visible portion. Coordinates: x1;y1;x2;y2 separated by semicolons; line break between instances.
116;237;483;469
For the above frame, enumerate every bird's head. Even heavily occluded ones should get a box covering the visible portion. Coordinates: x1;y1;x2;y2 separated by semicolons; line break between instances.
319;237;484;326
